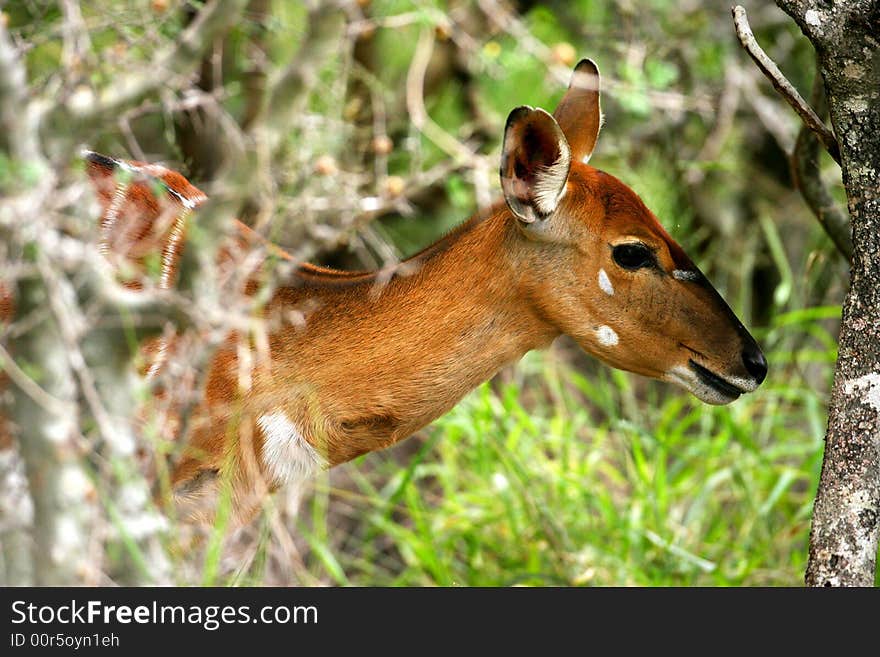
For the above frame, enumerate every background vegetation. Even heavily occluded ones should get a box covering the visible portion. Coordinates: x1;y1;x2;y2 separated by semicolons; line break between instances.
0;0;857;585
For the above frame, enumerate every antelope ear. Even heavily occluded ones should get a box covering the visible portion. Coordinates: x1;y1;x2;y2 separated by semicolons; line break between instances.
552;58;602;164
500;106;571;224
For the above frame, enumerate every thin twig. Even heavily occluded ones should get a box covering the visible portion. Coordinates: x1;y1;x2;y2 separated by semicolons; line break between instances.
687;63;742;185
738;69;797;154
731;5;841;164
406;29;487;172
790;66;853;262
59;0;92;72
0;343;74;416
54;0;249;127
35;252;126;453
240;0;271;132
0;19;42;163
479;0;713;115
262;3;347;136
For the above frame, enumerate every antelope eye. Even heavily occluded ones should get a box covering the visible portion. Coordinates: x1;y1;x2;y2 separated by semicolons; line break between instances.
612;243;655;270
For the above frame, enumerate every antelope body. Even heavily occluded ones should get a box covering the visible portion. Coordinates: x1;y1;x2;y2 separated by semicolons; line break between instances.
83;60;767;520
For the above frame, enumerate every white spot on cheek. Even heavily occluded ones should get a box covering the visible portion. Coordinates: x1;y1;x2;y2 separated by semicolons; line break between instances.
598;268;614;295
673;269;700;282
596;325;619;346
258;411;326;486
804;9;821;26
844;373;880;413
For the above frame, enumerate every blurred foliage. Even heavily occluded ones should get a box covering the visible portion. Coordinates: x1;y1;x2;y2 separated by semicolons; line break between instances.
4;0;854;585
291;0;847;586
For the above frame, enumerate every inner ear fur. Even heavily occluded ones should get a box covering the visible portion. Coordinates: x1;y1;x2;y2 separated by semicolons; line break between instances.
500;106;571;224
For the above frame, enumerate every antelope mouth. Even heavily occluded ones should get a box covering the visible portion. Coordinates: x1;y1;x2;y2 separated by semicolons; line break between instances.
687;359;746;400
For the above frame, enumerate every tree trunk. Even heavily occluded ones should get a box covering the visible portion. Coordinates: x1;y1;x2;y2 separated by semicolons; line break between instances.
8;276;97;585
776;0;880;586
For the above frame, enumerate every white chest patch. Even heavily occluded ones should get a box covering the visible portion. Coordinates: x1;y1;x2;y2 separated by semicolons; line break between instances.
257;411;326;486
598;268;614;296
596;325;619;346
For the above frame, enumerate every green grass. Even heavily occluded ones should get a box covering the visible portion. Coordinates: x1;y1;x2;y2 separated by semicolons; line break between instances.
264;307;834;587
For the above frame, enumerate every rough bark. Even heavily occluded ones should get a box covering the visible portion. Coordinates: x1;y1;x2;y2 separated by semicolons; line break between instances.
775;0;880;586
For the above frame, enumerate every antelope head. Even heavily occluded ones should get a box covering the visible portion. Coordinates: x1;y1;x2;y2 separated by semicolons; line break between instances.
501;60;766;404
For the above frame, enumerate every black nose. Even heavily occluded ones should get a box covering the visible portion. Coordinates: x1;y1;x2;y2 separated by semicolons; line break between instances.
742;345;767;384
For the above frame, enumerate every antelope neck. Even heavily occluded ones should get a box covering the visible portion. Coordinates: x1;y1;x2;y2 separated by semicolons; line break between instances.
263;206;557;464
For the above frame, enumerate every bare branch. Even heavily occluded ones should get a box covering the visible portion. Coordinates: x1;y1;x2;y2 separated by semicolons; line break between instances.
479;0;713;115
405;28;491;206
791;69;853;263
262;3;347;135
732;5;841;164
35;252;131;455
0;343;74;416
240;0;272;132
57;0;249;126
0;19;41;163
406;28;475;165
687;63;742;185
60;0;91;72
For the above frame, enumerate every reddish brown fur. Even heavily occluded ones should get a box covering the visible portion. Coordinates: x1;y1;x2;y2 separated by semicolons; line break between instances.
68;60;765;523
85;154;206;289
